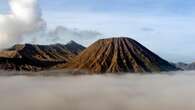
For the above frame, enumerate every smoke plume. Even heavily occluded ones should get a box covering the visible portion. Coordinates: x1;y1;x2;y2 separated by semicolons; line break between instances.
24;26;102;46
0;0;45;49
0;0;103;49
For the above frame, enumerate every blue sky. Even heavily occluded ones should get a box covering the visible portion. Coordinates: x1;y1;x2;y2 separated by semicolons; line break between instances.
42;0;195;15
0;0;195;63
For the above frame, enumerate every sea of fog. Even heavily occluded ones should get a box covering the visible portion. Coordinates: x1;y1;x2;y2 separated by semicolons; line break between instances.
0;71;195;110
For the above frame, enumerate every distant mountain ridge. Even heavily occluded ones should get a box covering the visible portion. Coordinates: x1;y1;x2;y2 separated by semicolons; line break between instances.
64;40;86;55
0;41;85;71
175;62;195;70
62;37;179;74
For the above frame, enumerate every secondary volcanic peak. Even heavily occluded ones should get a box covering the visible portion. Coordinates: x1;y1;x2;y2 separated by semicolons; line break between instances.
0;41;86;71
64;37;179;73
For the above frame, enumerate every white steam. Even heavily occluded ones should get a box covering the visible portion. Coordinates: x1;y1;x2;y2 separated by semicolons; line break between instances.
0;71;195;110
0;0;45;49
0;0;102;48
24;26;102;46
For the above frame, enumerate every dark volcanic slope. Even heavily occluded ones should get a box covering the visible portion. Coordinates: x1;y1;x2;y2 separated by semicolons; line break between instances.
0;41;85;71
64;40;86;55
64;37;179;73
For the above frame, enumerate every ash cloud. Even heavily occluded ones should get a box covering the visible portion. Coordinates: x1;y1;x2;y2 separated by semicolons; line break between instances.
0;0;102;49
0;71;195;110
0;0;45;49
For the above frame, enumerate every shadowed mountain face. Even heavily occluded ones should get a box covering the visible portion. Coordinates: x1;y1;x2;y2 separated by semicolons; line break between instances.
175;62;195;70
187;63;195;70
0;41;85;71
63;37;179;73
64;40;86;55
175;62;189;70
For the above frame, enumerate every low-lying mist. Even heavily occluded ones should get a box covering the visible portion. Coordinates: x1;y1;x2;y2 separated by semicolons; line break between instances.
0;71;195;110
